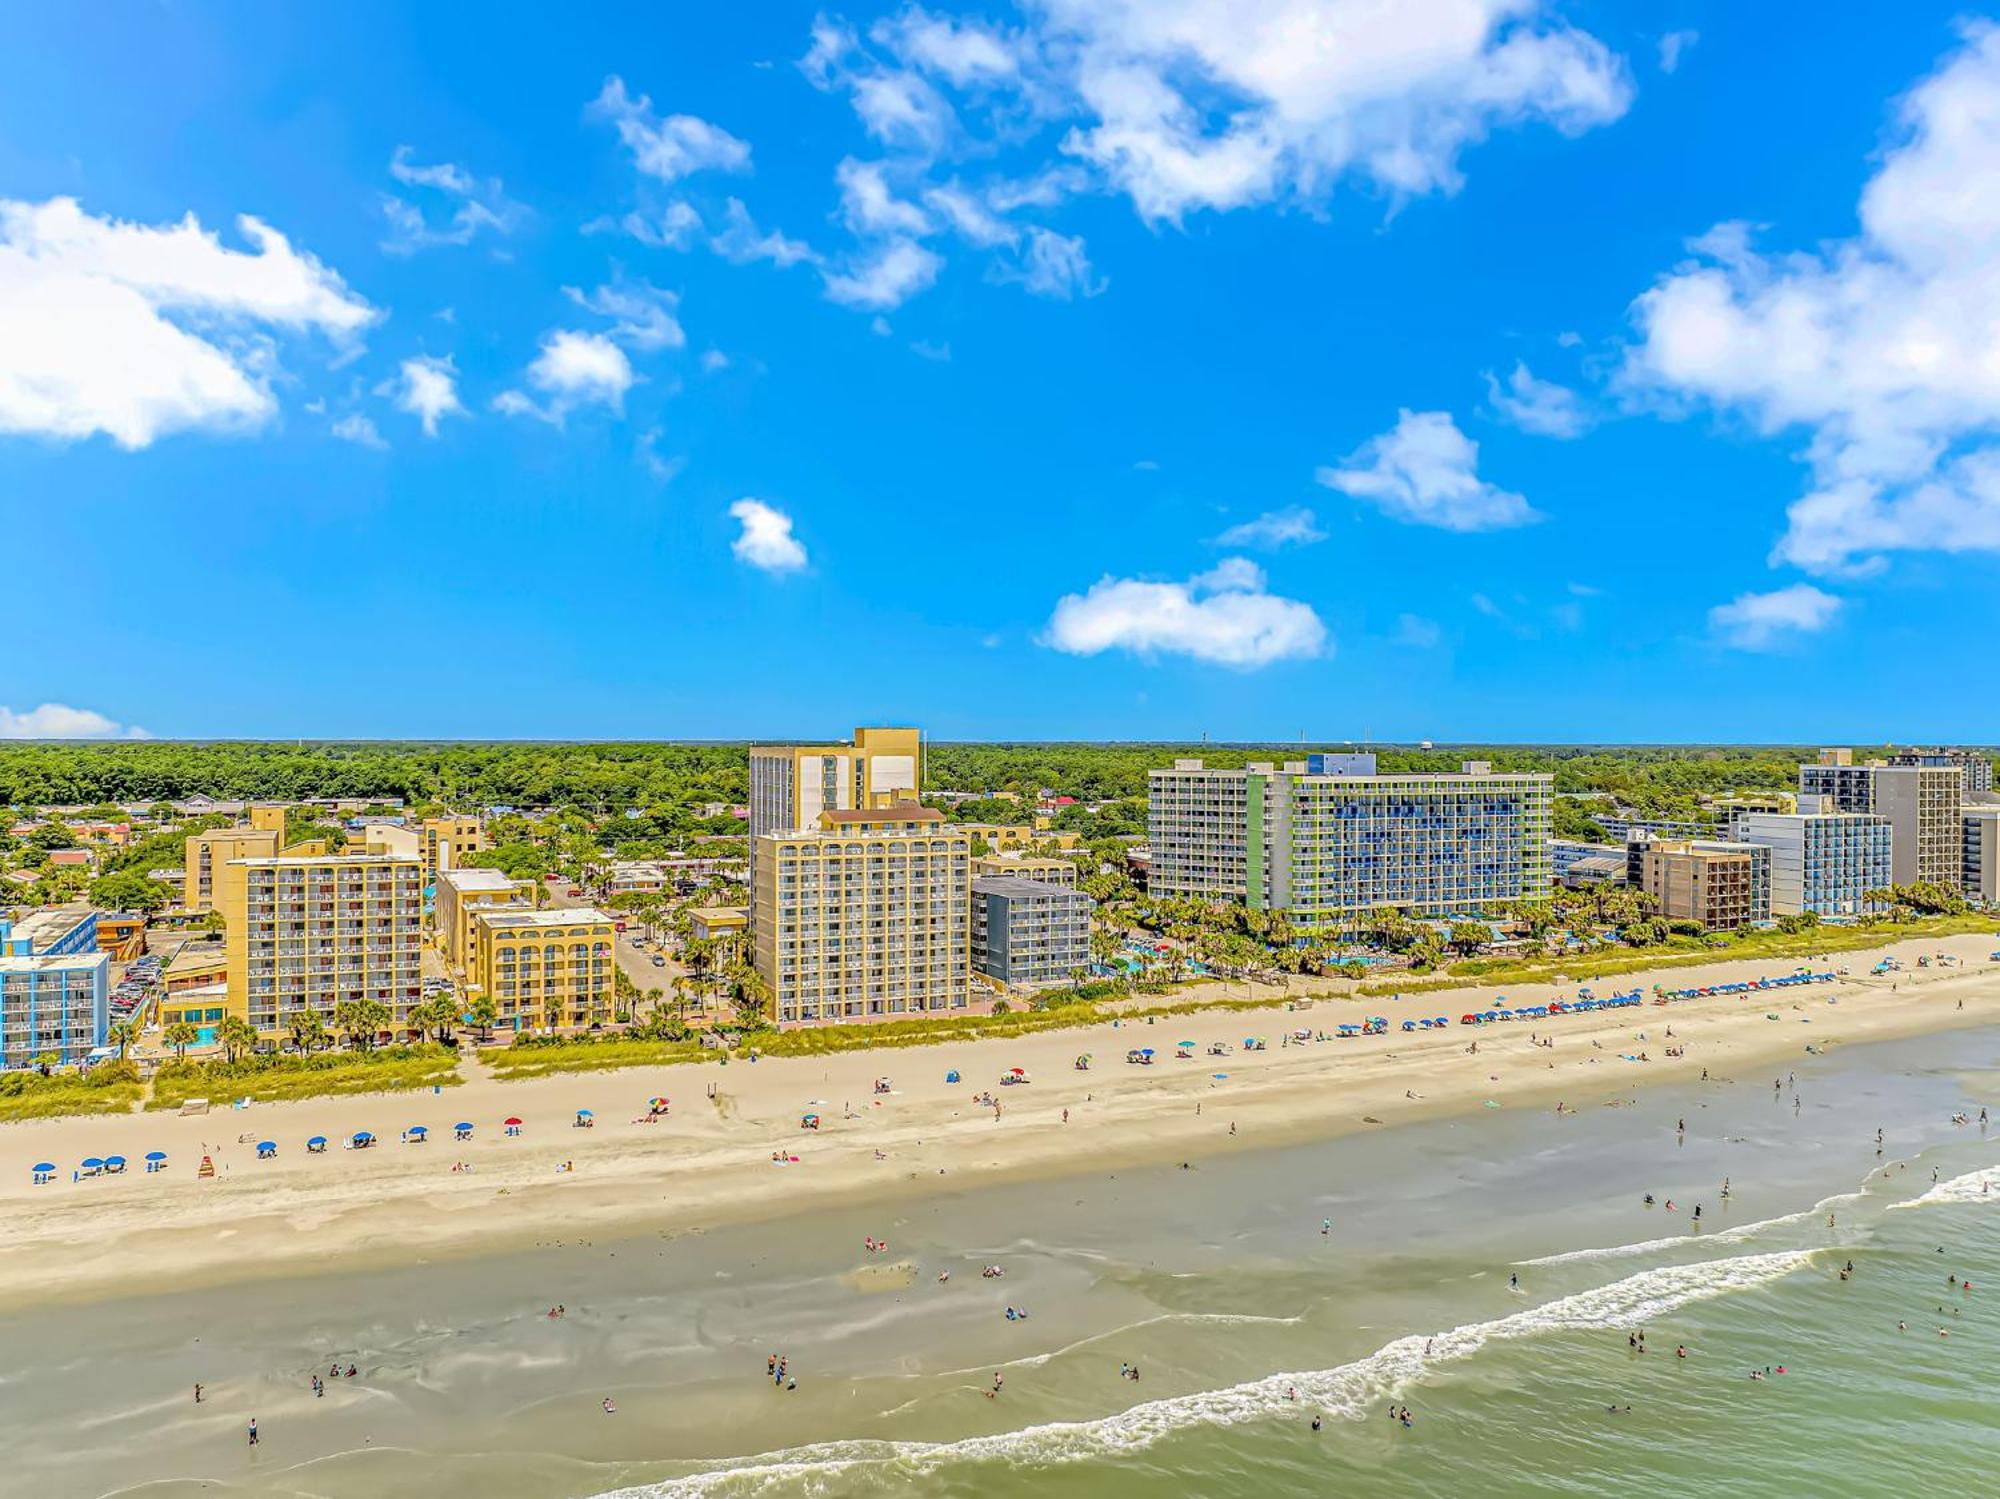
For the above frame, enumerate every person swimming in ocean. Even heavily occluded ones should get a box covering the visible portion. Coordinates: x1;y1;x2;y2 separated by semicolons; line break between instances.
1311;1416;1322;1431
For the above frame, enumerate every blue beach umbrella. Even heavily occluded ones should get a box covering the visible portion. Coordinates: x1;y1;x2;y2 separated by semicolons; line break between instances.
31;1161;54;1174
454;1122;473;1132
81;1157;104;1169
105;1155;126;1169
145;1151;166;1161
307;1135;328;1148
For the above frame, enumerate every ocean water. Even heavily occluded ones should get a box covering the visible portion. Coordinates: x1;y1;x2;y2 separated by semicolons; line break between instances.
3;1027;1997;1499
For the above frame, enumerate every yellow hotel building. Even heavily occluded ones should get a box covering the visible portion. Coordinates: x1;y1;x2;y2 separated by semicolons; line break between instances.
435;866;534;977
184;805;327;912
956;821;1081;853
751;803;981;1027
423;815;485;885
220;851;425;1040
465;907;615;1033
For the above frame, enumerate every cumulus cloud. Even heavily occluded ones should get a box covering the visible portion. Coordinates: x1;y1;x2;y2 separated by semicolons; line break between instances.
1214;506;1327;549
996;226;1103;299
1317;409;1539;531
331;412;386;449
565;276;685;351
387;354;466;436
923;181;1020;246
380;145;525;254
0;702;147;739
0;196;374;449
1484;360;1590;437
711;199;819;267
1043;556;1326;667
837;157;932;236
1038;0;1632;223
493;330;635;424
823;237;943;308
729;497;808;573
1623;23;2000;575
872;7;1023;87
590;77;752;182
1707;583;1843;650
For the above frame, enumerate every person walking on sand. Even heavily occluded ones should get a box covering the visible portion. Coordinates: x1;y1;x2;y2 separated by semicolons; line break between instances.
248;1417;258;1446
194;1383;203;1404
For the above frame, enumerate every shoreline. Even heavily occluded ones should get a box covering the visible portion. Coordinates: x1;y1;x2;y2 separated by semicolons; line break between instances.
4;930;1996;1313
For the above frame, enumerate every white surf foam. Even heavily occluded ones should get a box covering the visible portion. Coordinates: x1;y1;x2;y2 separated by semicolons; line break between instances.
588;1250;1813;1497
1893;1166;2000;1208
1520;1191;1864;1266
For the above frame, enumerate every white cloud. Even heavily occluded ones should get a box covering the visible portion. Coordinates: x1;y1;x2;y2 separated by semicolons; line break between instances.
922;181;1020;247
909;338;952;361
387;354;466;436
331;412;386;449
823;237;943;309
1043;556;1326;667
592;201;704;250
1215;505;1327;549
870;315;893;336
999;226;1104;299
0;196;374;449
711;199;819;267
637;427;685;483
1394;612;1442;647
380;145;524;254
1038;0;1632;223
493;330;635;424
590;77;752;182
1658;30;1699;74
700;348;730;372
1317;409;1539;531
872;8;1022;87
1623;24;2000;575
0;702;146;739
1484;359;1590;437
729;497;808;573
852;69;958;153
1707;583;1843;650
565;276;685;351
836;157;932;236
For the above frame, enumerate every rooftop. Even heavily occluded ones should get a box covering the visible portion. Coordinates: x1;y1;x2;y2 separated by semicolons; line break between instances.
475;907;614;929
0;951;109;973
232;853;419;868
821;804;944;825
440;867;521;893
973;874;1088;899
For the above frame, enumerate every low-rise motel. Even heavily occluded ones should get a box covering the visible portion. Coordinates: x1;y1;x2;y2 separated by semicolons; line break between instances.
0;914;110;1068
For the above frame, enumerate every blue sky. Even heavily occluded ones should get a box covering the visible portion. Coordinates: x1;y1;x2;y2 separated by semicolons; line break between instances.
4;2;1998;743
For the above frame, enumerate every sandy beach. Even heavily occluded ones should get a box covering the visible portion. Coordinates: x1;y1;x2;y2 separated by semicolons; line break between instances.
4;930;1996;1314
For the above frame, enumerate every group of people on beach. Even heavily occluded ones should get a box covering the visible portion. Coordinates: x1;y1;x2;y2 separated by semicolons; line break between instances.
766;1353;797;1391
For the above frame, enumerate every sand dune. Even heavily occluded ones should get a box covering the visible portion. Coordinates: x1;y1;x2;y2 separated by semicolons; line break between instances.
1;931;1993;1311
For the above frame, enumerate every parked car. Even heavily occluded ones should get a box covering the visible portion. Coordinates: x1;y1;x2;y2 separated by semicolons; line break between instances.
566;887;582;898
651;955;666;967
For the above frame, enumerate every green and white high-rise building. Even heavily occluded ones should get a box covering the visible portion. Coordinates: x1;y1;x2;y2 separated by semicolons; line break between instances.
1147;753;1552;932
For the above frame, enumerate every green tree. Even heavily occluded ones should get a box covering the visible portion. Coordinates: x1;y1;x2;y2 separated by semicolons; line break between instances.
333;999;390;1051
1447;921;1495;957
163;1019;198;1059
218;1015;259;1063
288;1010;329;1054
108;1019;138;1060
466;993;498;1041
89;869;171;913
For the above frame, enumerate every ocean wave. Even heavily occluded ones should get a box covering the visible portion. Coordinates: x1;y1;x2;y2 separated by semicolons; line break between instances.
1520;1192;1864;1266
587;1250;1813;1498
1892;1167;2000;1208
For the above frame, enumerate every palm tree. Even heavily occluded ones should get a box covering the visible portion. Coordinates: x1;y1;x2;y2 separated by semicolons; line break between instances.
108;1020;138;1061
218;1015;258;1063
163;1019;198;1059
729;963;770;1027
467;993;498;1041
289;1011;328;1054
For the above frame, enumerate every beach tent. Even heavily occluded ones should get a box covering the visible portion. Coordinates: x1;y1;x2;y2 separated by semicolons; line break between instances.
946;1069;962;1083
405;1125;428;1143
454;1123;473;1140
307;1136;328;1153
80;1157;104;1175
31;1162;55;1184
256;1141;276;1159
144;1151;167;1173
105;1155;127;1173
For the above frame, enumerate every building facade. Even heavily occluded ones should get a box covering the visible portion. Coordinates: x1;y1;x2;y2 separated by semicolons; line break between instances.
972;875;1093;990
747;727;924;923
1735;810;1892;917
0;951;108;1068
1965;808;2000;905
1147;754;1553;931
1888;747;1995;795
1801;752;1964;890
221;852;425;1041
182;804;294;911
422;816;485;886
465;907;615;1032
751;804;976;1027
956;822;1082;853
972;852;1079;887
4;908;100;957
435;866;533;977
1637;840;1773;930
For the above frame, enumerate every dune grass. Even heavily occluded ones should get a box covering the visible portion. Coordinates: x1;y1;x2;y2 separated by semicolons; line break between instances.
0;1061;144;1123
147;1045;462;1110
484;1035;708;1080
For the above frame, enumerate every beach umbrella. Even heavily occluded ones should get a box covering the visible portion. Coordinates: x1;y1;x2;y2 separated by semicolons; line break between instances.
106;1155;126;1167
145;1151;166;1162
353;1131;374;1143
1140;1047;1154;1056
31;1162;54;1174
408;1125;428;1135
307;1135;327;1148
1212;1073;1228;1080
576;1108;593;1118
648;1097;668;1109
81;1157;104;1171
504;1116;523;1126
454;1122;473;1133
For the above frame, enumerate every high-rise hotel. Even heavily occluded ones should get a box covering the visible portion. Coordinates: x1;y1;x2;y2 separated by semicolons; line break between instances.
748;727;981;1027
1147;752;1552;931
